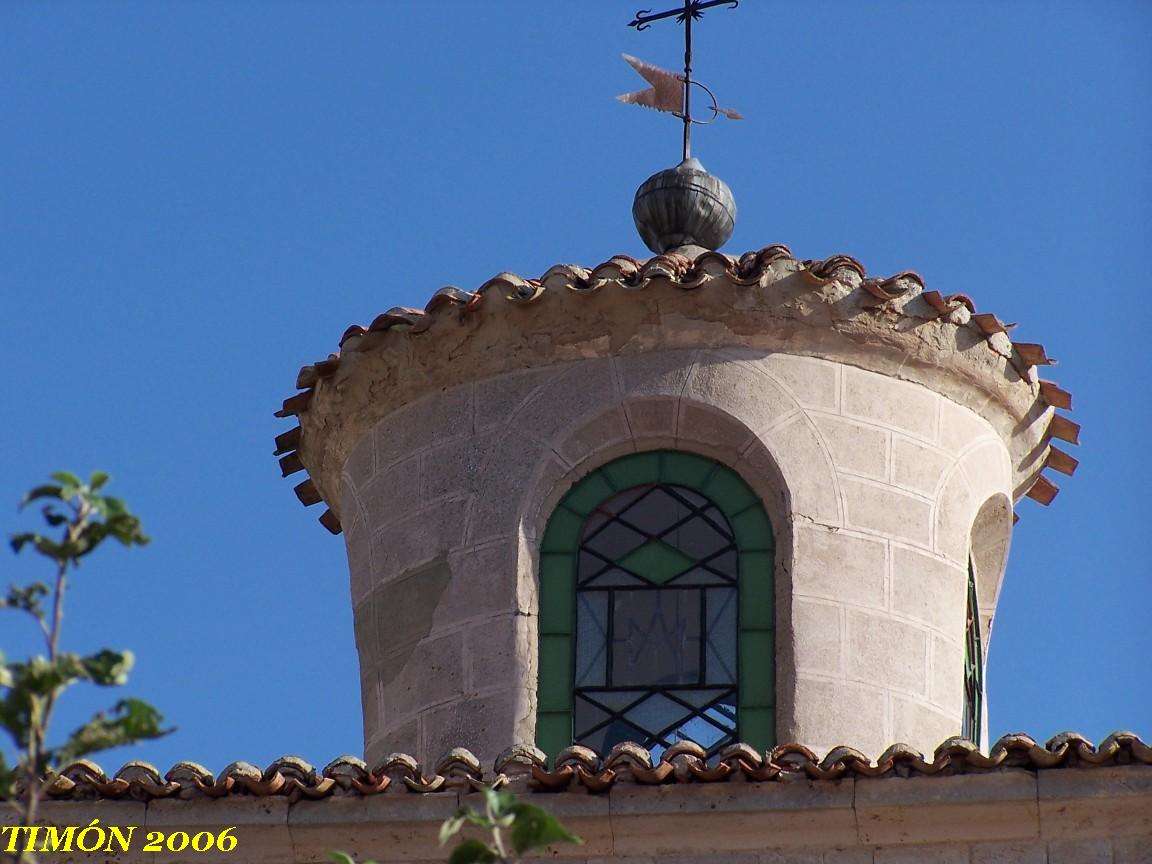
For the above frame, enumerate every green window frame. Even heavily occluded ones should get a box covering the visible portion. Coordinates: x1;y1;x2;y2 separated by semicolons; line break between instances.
536;449;775;761
962;558;984;744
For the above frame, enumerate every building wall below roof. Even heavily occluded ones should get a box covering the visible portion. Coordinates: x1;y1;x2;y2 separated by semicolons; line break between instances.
16;767;1152;864
341;349;1014;766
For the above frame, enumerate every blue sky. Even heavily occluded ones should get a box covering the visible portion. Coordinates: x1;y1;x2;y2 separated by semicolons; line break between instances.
1;1;1149;773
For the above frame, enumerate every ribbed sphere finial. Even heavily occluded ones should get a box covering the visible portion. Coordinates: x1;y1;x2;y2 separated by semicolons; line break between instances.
632;157;737;254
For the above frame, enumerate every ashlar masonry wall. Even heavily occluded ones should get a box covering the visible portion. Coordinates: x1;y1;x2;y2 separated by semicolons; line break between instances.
340;348;1014;765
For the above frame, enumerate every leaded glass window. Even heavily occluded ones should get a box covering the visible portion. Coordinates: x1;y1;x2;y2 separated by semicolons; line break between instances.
573;482;739;756
536;450;775;762
962;559;983;743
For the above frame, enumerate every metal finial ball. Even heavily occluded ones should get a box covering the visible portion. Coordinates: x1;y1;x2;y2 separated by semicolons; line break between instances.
632;158;737;255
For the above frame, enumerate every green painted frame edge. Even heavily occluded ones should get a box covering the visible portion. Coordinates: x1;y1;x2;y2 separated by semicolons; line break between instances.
535;449;777;763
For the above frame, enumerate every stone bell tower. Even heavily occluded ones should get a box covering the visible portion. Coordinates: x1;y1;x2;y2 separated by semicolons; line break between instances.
273;25;1077;768
274;162;1077;766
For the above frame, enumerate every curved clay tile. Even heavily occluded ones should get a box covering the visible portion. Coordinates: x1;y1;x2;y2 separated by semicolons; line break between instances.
14;732;1152;801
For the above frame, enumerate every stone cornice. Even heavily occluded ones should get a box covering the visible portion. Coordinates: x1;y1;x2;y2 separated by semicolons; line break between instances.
274;246;1078;533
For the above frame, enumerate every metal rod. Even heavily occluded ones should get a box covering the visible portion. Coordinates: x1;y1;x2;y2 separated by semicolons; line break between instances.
683;9;692;161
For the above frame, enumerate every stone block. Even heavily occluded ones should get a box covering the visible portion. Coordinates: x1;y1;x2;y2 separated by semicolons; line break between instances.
607;780;857;854
890;695;959;755
959;440;1012;500
462;611;532;693
368;715;419;764
287;794;462;863
823;850;875;864
430;540;523;632
514;358;619;446
358;560;452;668
682;350;798;437
843;366;939;442
841;477;932;549
371;496;470;579
466;434;564;544
475;366;560;432
359;453;424;528
346;526;374;605
891;435;953;498
790;678;888;756
890;545;966;635
377;630;465;724
558;404;634;466
422;434;493;502
144;797;292;864
760;853;822;864
939;396;996;455
934;469;977;566
421;687;534;767
756;353;840;411
520;792;613;858
812;413;889;480
613;347;699;398
373;383;474;468
1048;840;1115;864
360;670;381;743
846;610;929;697
1114;836;1152;864
343;433;376;485
793;524;887;609
873;846;969;864
856;771;1039;846
1039;766;1152;839
930;634;964;716
678;401;757;456
623;397;678;442
971;841;1048;864
794;598;844;675
353;593;378;657
763;416;842;526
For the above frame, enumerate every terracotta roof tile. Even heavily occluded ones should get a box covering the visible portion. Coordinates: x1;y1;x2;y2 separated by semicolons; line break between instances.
1026;474;1060;505
274;246;1079;532
12;733;1150;802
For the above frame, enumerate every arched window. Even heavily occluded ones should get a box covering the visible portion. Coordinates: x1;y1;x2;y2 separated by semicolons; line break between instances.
536;450;775;759
962;558;983;743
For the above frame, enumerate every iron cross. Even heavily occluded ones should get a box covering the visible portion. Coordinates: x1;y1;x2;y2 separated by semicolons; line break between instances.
627;1;740;161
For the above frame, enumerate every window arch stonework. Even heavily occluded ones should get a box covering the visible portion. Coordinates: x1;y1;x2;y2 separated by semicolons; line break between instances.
536;449;775;760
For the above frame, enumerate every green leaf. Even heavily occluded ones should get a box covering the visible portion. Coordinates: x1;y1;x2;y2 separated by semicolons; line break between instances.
49;472;82;489
439;812;468;846
80;649;135;686
41;504;69;526
446;839;498;864
10;531;64;560
482;786;518;820
89;471;110;491
54;698;172;765
18;484;63;508
326;852;377;864
1;583;49;618
509;802;583;854
0;750;16;800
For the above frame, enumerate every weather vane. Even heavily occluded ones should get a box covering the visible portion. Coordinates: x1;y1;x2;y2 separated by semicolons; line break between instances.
620;1;742;162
